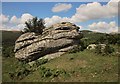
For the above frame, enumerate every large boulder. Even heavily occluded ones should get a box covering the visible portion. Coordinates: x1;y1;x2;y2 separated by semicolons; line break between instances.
14;22;82;61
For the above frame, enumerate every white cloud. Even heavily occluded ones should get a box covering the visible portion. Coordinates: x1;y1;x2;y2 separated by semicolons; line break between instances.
45;16;72;27
45;16;62;26
44;15;82;29
0;14;9;30
0;14;9;23
1;0;119;32
10;24;26;31
88;21;118;33
20;13;33;23
45;0;119;27
10;13;33;24
52;3;72;12
0;23;26;31
10;15;20;24
1;13;34;30
70;0;118;23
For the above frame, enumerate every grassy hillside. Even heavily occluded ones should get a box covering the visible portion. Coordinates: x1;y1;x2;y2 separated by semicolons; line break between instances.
2;30;119;82
2;49;118;82
80;30;106;44
1;30;22;45
81;30;105;40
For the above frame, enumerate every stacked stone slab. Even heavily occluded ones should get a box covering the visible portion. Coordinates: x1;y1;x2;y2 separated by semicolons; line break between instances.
14;22;82;61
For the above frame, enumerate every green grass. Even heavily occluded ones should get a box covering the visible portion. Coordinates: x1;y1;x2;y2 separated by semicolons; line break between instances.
2;30;119;82
2;56;19;82
80;30;106;43
2;49;118;82
40;50;118;82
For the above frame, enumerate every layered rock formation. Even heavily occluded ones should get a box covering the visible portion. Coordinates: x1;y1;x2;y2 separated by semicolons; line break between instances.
14;22;82;61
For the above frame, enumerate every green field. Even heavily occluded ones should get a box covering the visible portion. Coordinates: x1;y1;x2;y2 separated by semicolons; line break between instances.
1;30;120;82
2;49;118;82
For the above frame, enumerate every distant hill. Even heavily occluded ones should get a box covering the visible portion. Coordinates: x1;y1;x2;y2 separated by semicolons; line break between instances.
1;30;105;44
78;30;109;46
80;30;106;39
80;30;92;33
1;30;22;45
1;30;107;45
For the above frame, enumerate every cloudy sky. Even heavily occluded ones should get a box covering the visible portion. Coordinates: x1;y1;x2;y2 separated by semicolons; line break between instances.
1;0;119;33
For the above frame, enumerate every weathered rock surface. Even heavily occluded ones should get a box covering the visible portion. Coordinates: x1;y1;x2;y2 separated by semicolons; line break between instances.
14;22;82;61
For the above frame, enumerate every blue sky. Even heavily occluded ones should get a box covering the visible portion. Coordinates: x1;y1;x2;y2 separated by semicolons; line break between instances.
2;2;96;18
3;2;109;18
1;0;119;33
